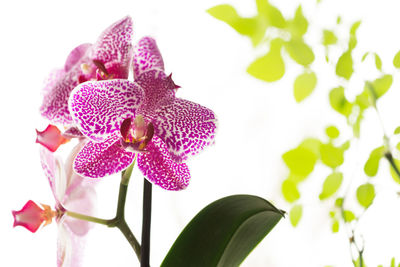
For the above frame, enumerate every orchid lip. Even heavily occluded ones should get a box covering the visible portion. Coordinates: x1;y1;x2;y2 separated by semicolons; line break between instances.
119;116;154;152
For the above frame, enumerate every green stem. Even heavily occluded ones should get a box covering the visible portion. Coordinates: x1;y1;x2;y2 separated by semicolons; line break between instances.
141;178;152;267
117;219;141;260
385;152;400;180
65;211;112;226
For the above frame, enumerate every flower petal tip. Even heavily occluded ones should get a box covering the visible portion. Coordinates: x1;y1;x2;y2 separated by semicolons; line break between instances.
36;125;69;152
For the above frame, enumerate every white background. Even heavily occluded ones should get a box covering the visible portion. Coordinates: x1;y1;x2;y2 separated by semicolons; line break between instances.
2;0;400;266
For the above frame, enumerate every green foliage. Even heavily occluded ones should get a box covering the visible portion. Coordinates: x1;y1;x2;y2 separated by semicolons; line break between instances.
331;219;339;233
320;143;344;168
367;74;393;100
282;146;318;177
364;146;386;177
293;71;317;102
285;38;315;66
326;125;340;139
389;158;400;184
300;138;322;157
336;50;353;80
256;0;286;28
335;197;344;207
361;52;382;71
349;21;361;50
282;178;300;203
288;6;308;37
289;204;303;227
353;256;367;267
343;210;356;222
319;172;343;200
161;195;284;267
394;127;400;134
393;50;400;68
356;183;375;208
247;39;285;82
323;30;337;46
329;86;353;116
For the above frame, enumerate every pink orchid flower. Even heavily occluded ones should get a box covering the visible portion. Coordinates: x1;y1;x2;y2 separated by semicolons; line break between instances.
40;16;133;125
12;142;97;267
68;37;217;190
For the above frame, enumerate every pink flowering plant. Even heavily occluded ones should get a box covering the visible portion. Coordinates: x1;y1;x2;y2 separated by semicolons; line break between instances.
13;15;284;266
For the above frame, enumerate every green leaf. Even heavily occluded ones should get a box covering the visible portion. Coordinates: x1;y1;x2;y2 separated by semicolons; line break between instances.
322;30;337;46
282;146;317;177
288;5;308;37
337;16;341;24
336;50;353;80
299;138;321;157
289;204;302;227
282;179;300;203
361;52;369;62
256;0;286;28
391;257;395;267
356;89;373;111
247;39;285;82
284;38;315;66
329;86;353;116
319;172;343;200
320;143;345;168
161;195;284;267
364;146;386;177
343;210;356;222
332;219;339;233
340;140;350;151
356;183;375;208
394;127;400;134
353;256;367;267
370;74;393;99
207;5;265;46
293;71;317;102
326;125;340;139
335;197;343;207
393;50;400;68
375;53;382;71
389;158;400;184
349;21;361;50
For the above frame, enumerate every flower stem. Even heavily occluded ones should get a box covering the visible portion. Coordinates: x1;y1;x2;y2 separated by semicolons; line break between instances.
117;219;141;260
141;178;152;267
65;211;112;226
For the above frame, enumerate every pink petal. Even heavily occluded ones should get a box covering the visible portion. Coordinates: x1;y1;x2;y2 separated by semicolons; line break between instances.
73;134;135;178
69;79;143;142
43;69;66;96
57;224;85;267
12;200;46;233
138;136;190;190
133;37;164;79
152;98;218;162
64;43;92;72
36;124;69;152
92;16;133;79
62;126;85;139
40;147;64;202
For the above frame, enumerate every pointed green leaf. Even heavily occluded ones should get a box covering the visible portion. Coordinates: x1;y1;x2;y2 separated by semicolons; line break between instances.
356;183;375;208
361;52;369;62
389;158;400;184
336;50;353;80
394;127;400;134
256;0;286;28
375;53;382;71
319;172;343;200
289;6;308;37
282;178;300;203
341;140;350;151
326;125;340;139
247;39;285;81
322;30;337;46
343;210;356;222
349;21;361;50
332;219;339;233
371;74;393;99
329;86;353;116
364;146;386;177
282;146;317;177
289;204;302;227
335;197;344;207
356;89;373;111
293;71;317;102
393;50;400;68
285;38;315;66
161;195;284;267
300;138;321;158
320;143;344;168
391;257;395;267
336;16;341;24
353;256;367;267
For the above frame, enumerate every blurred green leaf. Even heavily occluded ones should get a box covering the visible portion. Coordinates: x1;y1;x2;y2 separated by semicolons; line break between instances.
329;86;353;116
361;52;369;62
391;257;395;267
368;74;393;99
289;204;302;227
352;113;363;138
289;6;308;37
207;5;266;46
283;146;318;177
336;50;353;80
356;183;375;208
394;127;400;134
375;53;382;71
364;146;386;177
285;38;315;66
389;158;400;184
322;30;337;46
319;172;343;200
353;256;367;267
341;140;351;151
332;219;339;233
320;143;344;168
349;21;361;50
356;89;373;111
300;138;321;157
247;39;285;81
282;179;300;203
336;16;341;24
343;210;356;222
335;197;343;207
256;0;286;28
161;195;284;267
393;50;400;68
326;125;340;139
293;71;317;102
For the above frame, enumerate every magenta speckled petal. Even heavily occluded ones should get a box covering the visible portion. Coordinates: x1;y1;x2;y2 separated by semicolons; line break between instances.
92;16;133;79
43;69;65;95
64;43;92;71
133;37;164;79
138;136;190;190
69;79;143;142
74;134;135;178
152;98;217;162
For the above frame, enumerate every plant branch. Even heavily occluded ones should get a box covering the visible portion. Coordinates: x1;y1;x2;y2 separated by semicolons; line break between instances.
141;178;152;267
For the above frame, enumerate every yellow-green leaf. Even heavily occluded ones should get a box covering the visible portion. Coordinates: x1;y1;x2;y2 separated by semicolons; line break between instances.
356;183;375;208
319;172;343;200
322;30;337;46
371;74;393;99
393;50;400;68
332;219;339;233
335;197;343;207
282;179;300;203
289;204;302;227
300;138;321;157
293;71;317;102
326;125;340;139
343;210;356;222
364;146;386;177
282;146;317;177
247;39;285;81
329;86;353;117
389;158;400;184
336;50;353;80
349;21;361;50
394;127;400;134
320;143;344;168
256;0;286;28
375;53;382;71
284;38;315;66
289;5;308;37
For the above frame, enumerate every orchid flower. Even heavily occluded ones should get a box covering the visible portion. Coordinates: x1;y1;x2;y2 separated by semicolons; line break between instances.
40;16;133;125
68;37;217;190
12;142;97;267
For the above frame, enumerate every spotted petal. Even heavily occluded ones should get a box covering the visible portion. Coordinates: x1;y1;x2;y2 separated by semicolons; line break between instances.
64;43;92;72
133;37;164;79
138;136;190;190
69;79;143;142
74;134;135;178
152;98;217;162
43;69;66;95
